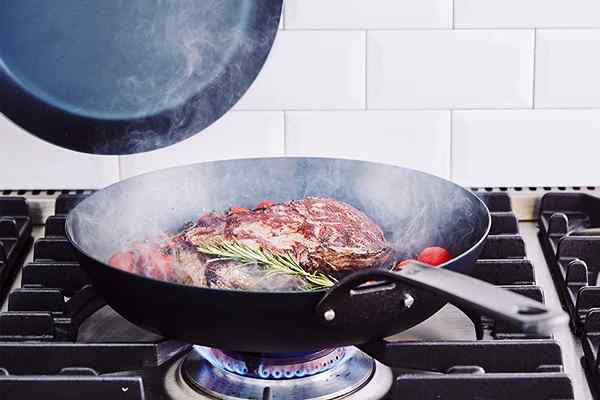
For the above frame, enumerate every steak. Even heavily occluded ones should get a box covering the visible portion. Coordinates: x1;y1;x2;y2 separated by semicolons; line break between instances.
181;197;392;274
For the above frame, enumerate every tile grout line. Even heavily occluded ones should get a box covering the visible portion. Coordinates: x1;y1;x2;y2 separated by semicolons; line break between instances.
364;30;368;110
282;27;600;31
283;111;288;156
449;111;454;181
281;0;286;30
117;156;123;181
451;0;455;29
233;107;600;112
532;29;537;109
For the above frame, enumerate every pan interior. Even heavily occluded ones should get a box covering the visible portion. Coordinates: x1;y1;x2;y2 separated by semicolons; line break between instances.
67;158;490;278
0;1;252;119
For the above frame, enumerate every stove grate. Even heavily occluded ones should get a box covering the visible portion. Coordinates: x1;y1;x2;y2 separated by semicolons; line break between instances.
582;309;600;400
0;192;575;400
394;373;573;400
0;197;32;304
538;192;600;333
537;191;600;400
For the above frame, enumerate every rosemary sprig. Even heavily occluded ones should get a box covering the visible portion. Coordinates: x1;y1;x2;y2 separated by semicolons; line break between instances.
196;240;337;291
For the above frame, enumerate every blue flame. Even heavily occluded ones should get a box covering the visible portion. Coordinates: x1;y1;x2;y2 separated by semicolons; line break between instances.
194;346;347;380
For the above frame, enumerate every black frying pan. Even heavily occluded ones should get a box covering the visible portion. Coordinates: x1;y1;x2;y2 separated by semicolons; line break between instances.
66;158;567;353
0;0;282;155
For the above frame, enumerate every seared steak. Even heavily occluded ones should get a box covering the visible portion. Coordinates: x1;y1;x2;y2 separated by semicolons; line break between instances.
109;197;392;290
181;197;392;274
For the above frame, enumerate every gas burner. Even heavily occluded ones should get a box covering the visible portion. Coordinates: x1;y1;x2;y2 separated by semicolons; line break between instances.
165;346;393;400
194;347;347;379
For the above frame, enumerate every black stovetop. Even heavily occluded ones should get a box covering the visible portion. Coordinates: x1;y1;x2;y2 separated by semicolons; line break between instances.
0;192;580;399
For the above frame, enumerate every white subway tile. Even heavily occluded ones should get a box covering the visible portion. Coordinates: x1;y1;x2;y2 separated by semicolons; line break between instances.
286;111;450;178
452;110;600;186
119;111;284;179
285;0;451;29
367;30;534;109
455;0;600;28
536;30;600;108
0;115;119;190
235;31;365;110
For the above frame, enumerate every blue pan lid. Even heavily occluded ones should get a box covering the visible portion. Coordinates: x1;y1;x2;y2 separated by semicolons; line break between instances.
0;0;282;154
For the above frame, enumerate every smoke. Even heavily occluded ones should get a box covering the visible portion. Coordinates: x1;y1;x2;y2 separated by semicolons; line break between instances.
351;162;480;260
67;158;488;291
296;158;483;260
116;0;246;114
86;0;281;154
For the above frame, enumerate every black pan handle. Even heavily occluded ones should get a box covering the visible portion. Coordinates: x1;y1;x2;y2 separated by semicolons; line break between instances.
316;263;568;334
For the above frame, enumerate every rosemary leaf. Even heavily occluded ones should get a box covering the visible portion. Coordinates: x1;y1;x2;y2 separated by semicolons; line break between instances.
196;240;337;291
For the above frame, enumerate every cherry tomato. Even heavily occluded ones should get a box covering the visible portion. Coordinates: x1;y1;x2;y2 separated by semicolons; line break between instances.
256;200;275;209
144;249;174;281
417;247;452;266
230;207;249;214
108;251;137;272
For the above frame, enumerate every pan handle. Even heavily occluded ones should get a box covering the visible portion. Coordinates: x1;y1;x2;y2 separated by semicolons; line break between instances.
316;263;568;334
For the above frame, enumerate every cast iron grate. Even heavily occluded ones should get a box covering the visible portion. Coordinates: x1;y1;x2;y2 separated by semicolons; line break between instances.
0;192;574;399
537;192;600;400
538;193;600;333
0;197;32;304
581;309;600;400
360;340;573;400
0;193;188;400
393;373;573;400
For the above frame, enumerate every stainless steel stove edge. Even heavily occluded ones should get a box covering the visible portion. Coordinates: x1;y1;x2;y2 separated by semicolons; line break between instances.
470;186;599;221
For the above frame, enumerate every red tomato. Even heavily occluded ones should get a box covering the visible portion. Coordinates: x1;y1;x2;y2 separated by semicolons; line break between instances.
230;207;249;214
256;200;275;209
144;249;174;281
417;247;452;266
108;251;137;272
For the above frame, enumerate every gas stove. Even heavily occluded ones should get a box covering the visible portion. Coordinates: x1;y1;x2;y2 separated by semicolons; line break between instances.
0;189;595;399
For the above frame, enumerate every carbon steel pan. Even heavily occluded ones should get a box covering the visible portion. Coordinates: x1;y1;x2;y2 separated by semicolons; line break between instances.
66;158;492;353
0;0;282;155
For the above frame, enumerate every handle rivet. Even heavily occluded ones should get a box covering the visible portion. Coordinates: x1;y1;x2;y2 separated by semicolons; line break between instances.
323;309;336;321
403;293;415;309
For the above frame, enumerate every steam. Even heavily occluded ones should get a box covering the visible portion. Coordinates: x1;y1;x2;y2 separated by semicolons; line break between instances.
87;0;280;154
352;163;479;260
68;158;487;291
298;159;481;260
117;0;246;113
205;261;306;292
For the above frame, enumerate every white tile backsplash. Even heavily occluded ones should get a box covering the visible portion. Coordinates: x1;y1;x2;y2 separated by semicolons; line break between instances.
452;110;600;186
0;115;118;190
119;112;284;180
535;30;600;108
367;30;534;109
455;0;600;28
286;111;450;178
285;0;451;29
3;2;600;188
235;31;365;110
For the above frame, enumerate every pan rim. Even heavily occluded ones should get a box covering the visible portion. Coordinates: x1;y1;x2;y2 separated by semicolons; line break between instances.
65;156;492;296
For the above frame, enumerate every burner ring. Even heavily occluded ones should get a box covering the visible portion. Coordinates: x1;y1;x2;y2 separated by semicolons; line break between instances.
197;347;346;379
178;346;381;400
